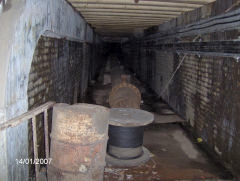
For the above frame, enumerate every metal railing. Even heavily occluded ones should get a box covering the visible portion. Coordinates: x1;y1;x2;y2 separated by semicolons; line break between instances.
0;101;56;181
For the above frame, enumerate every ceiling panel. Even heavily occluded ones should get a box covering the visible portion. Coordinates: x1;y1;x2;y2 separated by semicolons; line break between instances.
67;0;216;37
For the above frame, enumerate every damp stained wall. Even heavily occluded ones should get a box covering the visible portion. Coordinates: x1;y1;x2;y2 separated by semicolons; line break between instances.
0;0;99;180
27;35;104;179
123;0;240;177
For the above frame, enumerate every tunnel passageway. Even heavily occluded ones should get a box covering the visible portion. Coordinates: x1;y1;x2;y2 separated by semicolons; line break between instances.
1;0;240;181
86;53;234;181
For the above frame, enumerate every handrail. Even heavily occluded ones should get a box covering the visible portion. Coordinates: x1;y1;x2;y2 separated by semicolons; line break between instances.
0;101;55;131
0;101;56;181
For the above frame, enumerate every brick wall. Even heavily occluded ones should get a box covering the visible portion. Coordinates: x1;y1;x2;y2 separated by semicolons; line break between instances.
123;0;240;177
27;36;102;178
124;45;240;178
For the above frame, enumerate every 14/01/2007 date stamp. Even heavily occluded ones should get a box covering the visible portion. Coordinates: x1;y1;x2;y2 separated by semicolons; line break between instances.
16;158;52;165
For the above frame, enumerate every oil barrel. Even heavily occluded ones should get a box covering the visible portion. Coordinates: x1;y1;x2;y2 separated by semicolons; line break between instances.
48;103;109;181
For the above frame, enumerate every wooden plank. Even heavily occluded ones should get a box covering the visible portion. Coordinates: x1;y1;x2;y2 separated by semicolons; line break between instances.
66;0;216;36
93;26;159;29
73;3;194;11
85;17;168;20
96;29;146;32
44;110;49;160
86;20;166;24
85;18;168;22
93;26;158;30
92;24;161;27
94;26;156;30
81;12;177;18
86;20;168;24
69;0;204;8
77;6;186;13
70;0;215;4
79;8;182;15
32;116;40;181
139;0;215;4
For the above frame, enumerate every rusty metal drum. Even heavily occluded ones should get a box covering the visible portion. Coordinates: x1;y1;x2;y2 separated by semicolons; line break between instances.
109;82;141;109
47;103;109;181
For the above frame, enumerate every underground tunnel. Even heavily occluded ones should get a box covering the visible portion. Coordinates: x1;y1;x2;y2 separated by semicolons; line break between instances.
0;0;240;181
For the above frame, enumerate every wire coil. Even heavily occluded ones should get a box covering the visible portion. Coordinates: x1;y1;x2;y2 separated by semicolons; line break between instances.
108;125;144;148
107;125;144;160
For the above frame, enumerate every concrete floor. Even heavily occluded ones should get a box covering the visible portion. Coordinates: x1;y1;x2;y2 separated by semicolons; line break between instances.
104;123;232;181
88;72;233;181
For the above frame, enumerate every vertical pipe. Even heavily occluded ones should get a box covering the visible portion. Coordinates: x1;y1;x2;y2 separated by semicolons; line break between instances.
32;116;39;181
44;110;50;179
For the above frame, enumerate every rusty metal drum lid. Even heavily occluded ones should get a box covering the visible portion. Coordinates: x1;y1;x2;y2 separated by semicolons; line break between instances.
109;108;154;127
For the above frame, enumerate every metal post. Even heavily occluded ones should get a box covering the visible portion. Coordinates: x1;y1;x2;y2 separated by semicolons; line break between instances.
32;116;39;181
44;110;49;160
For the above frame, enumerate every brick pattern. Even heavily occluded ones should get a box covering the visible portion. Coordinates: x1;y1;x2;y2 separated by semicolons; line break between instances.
123;2;240;175
28;37;56;176
27;36;102;178
124;45;240;176
178;55;240;175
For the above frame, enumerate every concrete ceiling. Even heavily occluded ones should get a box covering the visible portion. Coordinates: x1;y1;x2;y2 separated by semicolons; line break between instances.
67;0;216;37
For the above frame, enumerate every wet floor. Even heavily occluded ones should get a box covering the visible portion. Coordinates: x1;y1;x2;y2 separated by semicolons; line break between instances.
104;123;233;181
